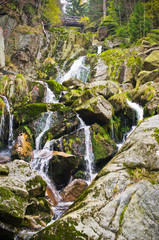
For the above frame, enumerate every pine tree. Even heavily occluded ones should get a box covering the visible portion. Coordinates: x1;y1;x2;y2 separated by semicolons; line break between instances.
128;1;150;42
43;0;61;25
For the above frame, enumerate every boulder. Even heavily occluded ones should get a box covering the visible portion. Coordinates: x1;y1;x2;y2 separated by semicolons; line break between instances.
93;59;108;81
144;50;159;71
91;124;117;168
48;151;78;189
89;80;119;99
60;179;88;202
145;97;159;117
137;69;159;86
0;160;51;232
11;133;33;161
62;77;85;89
31;115;159;240
97;26;109;41
0;28;5;68
76;95;113;125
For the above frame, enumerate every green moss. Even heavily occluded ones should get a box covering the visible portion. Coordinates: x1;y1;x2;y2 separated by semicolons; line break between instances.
125;165;159;184
153;128;159;144
31;219;88;240
119;202;129;226
47;80;64;98
14;103;47;125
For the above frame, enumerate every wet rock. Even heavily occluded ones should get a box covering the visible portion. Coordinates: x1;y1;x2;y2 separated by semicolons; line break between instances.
76;95;113;125
62;77;85;89
144;50;159;71
11;133;33;161
91;124;117;168
61;179;88;202
48;151;78;189
31;115;159;240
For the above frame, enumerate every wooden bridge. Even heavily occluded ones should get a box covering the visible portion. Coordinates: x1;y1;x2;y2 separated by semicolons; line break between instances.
61;16;84;27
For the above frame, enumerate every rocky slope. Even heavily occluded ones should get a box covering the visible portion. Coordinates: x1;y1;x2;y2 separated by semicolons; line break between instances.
0;10;159;240
31;114;159;240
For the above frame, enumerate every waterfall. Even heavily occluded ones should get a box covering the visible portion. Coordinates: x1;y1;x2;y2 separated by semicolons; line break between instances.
0;96;14;146
57;56;90;84
44;82;58;103
97;45;102;54
35;112;53;150
126;99;143;121
78;115;96;183
117;100;143;149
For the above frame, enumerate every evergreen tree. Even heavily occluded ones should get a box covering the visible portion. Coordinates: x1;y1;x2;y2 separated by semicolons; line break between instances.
66;0;88;17
43;0;61;25
145;0;159;28
128;1;150;42
87;0;103;22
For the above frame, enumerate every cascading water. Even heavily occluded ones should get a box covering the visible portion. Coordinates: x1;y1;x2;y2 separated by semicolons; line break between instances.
44;82;58;103
117;99;143;149
57;56;90;84
97;45;102;54
0;95;14;146
78;115;96;183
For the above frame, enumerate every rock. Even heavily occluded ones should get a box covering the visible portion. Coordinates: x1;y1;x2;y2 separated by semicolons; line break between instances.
142;40;150;46
31;115;159;240
97;26;109;41
93;59;108;81
48;151;78;189
0;28;5;68
11;133;33;161
137;69;159;86
47;80;64;98
145;97;159;117
53;128;85;174
60;179;88;202
41;109;80;144
144;50;159;71
62;77;85;89
89;80;119;99
0;164;9;175
7;160;47;197
0;159;53;238
76;95;113;125
132;82;158;106
91;124;117;168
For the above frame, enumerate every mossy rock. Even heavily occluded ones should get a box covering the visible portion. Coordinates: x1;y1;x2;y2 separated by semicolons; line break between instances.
47;80;64;98
136;69;159;87
14;103;47;125
0;164;9;175
91;124;117;168
28;81;45;103
144;50;159;71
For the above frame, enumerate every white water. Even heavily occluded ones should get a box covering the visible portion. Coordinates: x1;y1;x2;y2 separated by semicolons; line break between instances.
0;96;14;146
35;112;53;150
97;45;102;54
117;100;143;149
57;56;90;84
78;115;96;183
127;99;143;121
44;82;58;103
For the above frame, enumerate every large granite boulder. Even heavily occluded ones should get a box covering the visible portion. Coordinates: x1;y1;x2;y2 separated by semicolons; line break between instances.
144;50;159;71
76;95;113;125
0;160;52;239
89;80;119;99
31;115;159;240
136;69;159;86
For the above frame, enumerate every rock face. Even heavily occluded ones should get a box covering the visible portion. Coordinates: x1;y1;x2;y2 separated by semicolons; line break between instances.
0;160;52;238
0;28;5;68
60;179;88;202
31;115;159;240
